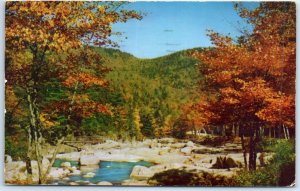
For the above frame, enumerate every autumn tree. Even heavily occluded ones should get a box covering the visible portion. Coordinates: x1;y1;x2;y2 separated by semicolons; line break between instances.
5;1;141;184
193;2;295;170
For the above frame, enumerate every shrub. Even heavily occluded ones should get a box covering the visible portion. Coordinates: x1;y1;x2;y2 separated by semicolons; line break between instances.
148;169;237;186
234;139;295;186
5;135;27;160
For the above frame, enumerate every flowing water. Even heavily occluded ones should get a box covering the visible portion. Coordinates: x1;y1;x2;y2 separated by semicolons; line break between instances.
53;160;153;185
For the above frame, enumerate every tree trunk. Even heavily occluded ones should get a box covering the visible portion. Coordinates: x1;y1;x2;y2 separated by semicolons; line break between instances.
25;156;33;184
26;87;44;184
240;127;248;170
248;127;259;171
40;138;64;183
286;126;290;139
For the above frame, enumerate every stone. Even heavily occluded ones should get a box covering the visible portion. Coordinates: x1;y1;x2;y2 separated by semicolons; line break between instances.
130;165;154;180
186;141;194;147
97;181;113;185
5;155;12;163
83;172;96;178
62;177;70;181
181;147;193;155
80;153;100;165
80;165;99;173
56;152;81;161
5;161;26;172
47;168;66;179
158;147;171;155
69;182;80;186
170;142;186;149
69;169;81;176
61;161;71;168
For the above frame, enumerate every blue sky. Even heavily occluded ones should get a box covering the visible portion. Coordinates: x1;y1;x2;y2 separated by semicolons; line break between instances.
110;2;258;58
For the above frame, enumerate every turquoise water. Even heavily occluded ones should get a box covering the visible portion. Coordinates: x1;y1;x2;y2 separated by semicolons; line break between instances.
68;161;153;184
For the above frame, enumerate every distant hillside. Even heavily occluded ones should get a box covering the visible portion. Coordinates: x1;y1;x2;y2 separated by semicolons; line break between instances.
93;47;204;120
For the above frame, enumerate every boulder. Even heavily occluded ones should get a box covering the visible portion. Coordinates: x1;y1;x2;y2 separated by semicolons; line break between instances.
5;161;26;172
130;165;154;180
80;153;100;165
56;152;81;161
47;168;68;179
181;147;193;155
62;177;70;181
83;172;96;178
69;169;81;176
97;181;113;185
5;155;12;163
61;162;71;168
80;165;99;173
69;182;80;186
186;141;194;147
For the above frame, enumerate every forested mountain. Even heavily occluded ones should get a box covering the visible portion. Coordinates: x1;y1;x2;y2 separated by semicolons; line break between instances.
88;47;204;139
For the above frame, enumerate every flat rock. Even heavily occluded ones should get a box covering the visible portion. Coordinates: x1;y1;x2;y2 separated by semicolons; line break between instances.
56;152;81;161
181;147;193;155
130;165;154;180
83;172;96;178
97;181;113;185
80;155;100;166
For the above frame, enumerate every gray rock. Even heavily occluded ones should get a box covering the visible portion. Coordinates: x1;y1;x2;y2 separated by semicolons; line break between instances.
5;155;12;163
80;153;100;165
61;161;71;168
130;165;154;180
186;141;194;147
69;182;80;186
181;147;193;155
83;172;96;178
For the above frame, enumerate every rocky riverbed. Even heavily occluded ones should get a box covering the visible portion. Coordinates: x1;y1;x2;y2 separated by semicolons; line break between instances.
4;138;273;185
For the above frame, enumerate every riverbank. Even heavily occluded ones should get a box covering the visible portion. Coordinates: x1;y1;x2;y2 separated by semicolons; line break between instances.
5;137;273;185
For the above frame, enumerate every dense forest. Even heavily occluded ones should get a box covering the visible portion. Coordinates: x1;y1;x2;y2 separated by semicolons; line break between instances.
6;46;203;155
5;1;295;186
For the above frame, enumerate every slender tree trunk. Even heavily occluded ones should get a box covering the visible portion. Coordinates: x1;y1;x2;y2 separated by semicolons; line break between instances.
283;125;287;139
286;126;290;139
26;156;33;184
249;127;259;171
40;138;64;183
240;127;248;169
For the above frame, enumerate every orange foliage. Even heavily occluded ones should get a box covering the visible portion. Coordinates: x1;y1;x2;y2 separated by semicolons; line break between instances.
193;2;295;129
